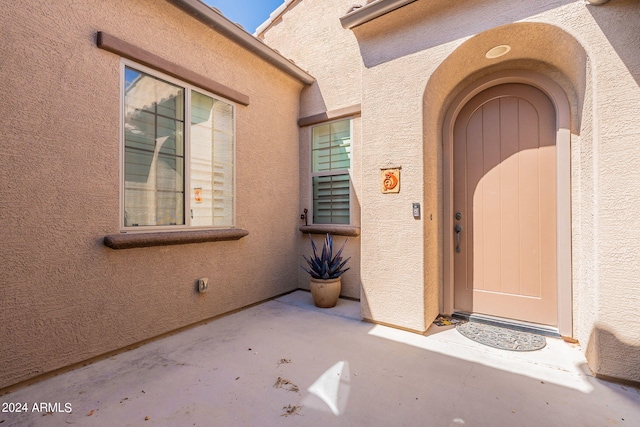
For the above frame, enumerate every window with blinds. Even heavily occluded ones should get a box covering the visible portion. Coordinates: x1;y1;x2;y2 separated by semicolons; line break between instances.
311;119;351;224
122;63;234;230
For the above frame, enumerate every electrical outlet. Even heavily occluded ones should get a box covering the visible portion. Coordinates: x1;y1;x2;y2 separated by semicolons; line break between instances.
197;278;209;293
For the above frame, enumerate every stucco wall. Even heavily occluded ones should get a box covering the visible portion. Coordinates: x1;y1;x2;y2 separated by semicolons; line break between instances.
259;0;362;117
263;0;640;381
0;0;303;389
579;0;640;382
297;119;362;299
260;0;364;300
355;0;640;381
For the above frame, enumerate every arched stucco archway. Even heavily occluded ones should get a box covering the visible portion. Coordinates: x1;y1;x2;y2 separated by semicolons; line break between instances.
443;71;572;335
422;22;590;338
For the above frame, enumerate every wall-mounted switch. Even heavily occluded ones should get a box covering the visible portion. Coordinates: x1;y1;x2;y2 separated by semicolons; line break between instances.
197;278;209;293
412;203;421;219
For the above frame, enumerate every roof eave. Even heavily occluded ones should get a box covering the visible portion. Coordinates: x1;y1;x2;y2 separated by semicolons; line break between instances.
166;0;314;85
340;0;418;29
341;0;612;30
255;0;298;37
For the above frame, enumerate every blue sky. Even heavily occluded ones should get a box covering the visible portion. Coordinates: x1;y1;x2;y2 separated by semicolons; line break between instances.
203;0;284;33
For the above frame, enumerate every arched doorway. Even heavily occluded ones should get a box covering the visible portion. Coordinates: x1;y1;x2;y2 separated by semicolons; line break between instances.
443;71;572;333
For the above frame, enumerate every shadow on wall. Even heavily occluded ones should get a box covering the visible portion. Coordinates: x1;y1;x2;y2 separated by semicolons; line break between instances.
351;0;576;68
587;0;640;88
300;80;329;118
421;25;587;316
586;325;640;385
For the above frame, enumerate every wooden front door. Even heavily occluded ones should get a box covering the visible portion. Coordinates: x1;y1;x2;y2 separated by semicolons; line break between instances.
453;83;557;326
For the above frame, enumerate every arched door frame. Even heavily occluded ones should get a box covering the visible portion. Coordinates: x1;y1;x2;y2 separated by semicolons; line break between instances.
442;70;572;337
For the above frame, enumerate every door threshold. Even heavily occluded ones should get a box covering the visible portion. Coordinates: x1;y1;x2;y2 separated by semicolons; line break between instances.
452;312;561;338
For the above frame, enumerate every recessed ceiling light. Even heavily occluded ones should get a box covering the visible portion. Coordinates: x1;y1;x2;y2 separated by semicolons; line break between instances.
486;44;511;59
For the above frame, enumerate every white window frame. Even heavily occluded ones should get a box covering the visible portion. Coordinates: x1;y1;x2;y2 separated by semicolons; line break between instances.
309;118;353;226
119;59;236;232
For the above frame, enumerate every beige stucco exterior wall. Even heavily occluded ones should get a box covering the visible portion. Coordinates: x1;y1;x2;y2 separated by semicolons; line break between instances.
0;0;303;390
258;0;362;116
577;0;640;382
297;119;362;299
2;0;638;389
260;0;364;300
262;0;640;382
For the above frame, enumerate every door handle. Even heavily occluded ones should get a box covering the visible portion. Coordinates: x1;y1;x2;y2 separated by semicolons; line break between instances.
454;224;463;253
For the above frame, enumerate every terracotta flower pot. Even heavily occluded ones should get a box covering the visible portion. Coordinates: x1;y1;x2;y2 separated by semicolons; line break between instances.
309;277;342;308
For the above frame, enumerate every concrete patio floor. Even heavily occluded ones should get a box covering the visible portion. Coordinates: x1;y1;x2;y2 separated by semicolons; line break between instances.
2;290;639;426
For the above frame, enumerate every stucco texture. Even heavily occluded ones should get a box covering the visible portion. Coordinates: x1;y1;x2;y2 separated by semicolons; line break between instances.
297;120;362;300
260;0;364;300
356;0;640;382
0;0;303;389
259;0;363;117
264;0;640;382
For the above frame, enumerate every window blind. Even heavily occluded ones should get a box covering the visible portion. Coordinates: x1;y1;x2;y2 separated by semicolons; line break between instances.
311;120;351;224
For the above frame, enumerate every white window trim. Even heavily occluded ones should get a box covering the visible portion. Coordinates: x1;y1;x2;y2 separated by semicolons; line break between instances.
119;59;237;233
309;118;354;226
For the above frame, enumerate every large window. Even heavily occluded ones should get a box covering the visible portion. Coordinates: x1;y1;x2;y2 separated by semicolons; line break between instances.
311;119;351;224
122;62;234;230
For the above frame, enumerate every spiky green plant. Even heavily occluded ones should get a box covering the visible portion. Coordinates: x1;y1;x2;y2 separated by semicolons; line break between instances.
301;233;350;280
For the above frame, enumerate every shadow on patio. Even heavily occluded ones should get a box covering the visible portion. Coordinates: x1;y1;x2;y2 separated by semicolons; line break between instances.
2;291;639;426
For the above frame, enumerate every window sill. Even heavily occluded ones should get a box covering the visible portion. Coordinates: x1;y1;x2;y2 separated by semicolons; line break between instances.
299;225;360;237
104;228;249;249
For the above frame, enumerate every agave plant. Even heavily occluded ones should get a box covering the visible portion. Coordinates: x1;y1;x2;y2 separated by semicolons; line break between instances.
301;234;350;280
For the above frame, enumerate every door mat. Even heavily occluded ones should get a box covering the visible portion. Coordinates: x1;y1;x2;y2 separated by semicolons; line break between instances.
456;321;546;351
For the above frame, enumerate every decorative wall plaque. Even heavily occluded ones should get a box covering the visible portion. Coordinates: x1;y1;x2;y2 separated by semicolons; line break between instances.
381;168;400;193
194;188;203;203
